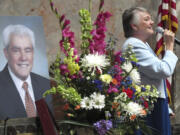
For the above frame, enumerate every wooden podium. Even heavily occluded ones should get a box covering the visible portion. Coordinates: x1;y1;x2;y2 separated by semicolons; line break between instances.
0;117;95;135
0;98;94;135
0;117;42;135
0;98;95;135
0;98;59;135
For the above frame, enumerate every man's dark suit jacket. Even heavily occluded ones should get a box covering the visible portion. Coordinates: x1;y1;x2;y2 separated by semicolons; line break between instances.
0;65;52;120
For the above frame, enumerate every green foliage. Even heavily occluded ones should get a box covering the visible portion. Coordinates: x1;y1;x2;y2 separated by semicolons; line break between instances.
79;9;93;54
44;85;81;106
122;45;138;62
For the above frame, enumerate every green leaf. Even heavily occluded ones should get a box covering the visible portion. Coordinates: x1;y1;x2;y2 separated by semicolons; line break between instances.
57;120;93;128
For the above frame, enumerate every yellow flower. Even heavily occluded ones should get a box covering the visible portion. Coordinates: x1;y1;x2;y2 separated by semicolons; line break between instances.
134;85;141;93
64;57;80;75
100;74;112;84
68;62;80;75
145;85;151;91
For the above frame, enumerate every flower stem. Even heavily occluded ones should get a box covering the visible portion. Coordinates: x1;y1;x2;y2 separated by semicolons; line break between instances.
89;0;92;13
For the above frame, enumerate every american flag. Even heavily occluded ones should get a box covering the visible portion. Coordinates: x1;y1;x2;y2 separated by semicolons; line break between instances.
155;0;178;104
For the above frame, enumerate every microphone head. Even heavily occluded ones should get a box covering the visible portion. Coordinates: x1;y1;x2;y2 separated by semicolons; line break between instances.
155;27;164;34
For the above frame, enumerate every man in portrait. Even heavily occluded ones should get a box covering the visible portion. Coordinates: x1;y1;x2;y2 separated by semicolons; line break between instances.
0;24;52;120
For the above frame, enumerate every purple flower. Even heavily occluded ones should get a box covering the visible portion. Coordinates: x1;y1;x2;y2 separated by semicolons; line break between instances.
141;87;146;92
107;86;119;94
93;80;103;91
94;120;113;135
131;61;140;67
120;57;125;62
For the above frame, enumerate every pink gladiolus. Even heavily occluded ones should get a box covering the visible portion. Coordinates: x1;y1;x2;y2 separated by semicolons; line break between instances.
75;56;80;63
63;19;70;28
55;8;58;14
89;11;112;54
99;0;104;10
60;25;78;60
73;48;78;55
60;14;65;23
60;64;68;70
69;39;75;48
59;40;68;56
58;13;78;65
91;30;101;39
50;2;54;8
104;12;112;20
62;27;74;38
60;64;70;75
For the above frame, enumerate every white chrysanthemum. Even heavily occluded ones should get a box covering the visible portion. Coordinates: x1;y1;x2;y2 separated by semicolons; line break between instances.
129;69;141;84
81;53;110;75
121;62;133;72
91;92;105;110
125;102;143;116
80;97;93;110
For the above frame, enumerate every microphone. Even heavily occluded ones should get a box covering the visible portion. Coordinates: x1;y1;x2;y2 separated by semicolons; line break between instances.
155;27;180;45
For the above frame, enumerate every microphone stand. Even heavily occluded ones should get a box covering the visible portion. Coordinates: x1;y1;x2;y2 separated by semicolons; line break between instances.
3;117;9;135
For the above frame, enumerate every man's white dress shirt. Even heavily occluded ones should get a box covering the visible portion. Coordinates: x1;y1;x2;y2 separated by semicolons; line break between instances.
8;66;36;110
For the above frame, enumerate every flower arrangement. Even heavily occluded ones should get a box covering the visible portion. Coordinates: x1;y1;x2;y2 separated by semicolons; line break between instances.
44;0;159;135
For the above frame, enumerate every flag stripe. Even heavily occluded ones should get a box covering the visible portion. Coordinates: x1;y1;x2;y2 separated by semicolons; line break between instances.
166;79;172;103
155;0;178;104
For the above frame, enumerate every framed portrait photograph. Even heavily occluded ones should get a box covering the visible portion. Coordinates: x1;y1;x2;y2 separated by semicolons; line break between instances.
0;16;49;78
0;16;52;120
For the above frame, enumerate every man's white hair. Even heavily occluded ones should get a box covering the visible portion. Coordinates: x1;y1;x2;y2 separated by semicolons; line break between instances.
2;24;35;49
